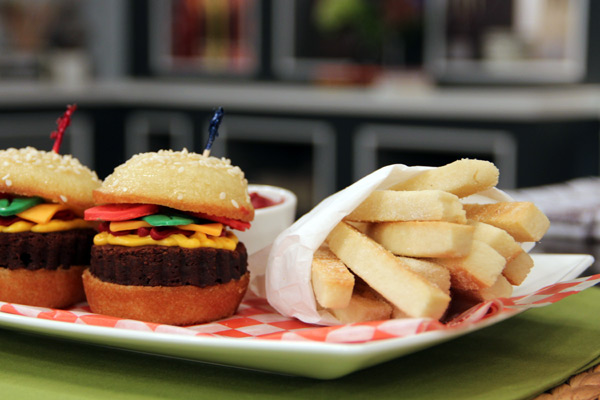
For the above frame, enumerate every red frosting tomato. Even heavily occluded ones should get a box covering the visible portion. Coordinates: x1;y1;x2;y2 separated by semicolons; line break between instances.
189;211;251;231
84;204;160;221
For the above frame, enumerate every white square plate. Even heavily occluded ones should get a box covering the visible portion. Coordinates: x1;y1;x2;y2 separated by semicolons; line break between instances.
0;253;594;379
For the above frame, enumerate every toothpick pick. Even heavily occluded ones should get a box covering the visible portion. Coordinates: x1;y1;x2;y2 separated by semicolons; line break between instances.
203;107;224;157
50;104;77;154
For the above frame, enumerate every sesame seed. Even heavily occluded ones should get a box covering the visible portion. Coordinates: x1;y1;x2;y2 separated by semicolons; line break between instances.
5;179;12;187
177;166;184;173
231;199;239;208
1;174;9;180
176;193;183;200
219;192;226;200
60;195;68;202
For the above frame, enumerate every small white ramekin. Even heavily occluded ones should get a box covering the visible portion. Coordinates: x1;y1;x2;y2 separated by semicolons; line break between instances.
236;184;297;255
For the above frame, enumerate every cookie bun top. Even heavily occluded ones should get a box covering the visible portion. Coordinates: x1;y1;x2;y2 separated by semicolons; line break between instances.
0;147;101;216
93;149;254;222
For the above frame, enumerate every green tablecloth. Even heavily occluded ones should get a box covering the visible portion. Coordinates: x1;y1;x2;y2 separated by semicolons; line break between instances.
1;287;599;400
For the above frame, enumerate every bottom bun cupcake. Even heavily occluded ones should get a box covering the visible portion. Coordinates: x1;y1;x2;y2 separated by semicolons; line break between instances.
82;270;249;325
0;266;87;308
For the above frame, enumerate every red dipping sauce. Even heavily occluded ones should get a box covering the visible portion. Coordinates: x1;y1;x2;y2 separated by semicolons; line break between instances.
250;192;284;209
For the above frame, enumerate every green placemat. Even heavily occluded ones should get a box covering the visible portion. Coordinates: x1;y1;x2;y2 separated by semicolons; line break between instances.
1;288;599;400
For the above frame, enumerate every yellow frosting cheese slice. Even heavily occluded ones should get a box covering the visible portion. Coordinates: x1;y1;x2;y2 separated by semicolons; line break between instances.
0;221;34;233
1;202;93;233
16;203;69;224
109;220;223;237
93;230;238;250
110;220;153;232
0;219;90;233
179;223;223;237
31;219;92;233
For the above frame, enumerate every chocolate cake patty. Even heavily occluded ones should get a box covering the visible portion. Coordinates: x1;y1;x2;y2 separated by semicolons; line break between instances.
90;242;248;287
0;229;96;271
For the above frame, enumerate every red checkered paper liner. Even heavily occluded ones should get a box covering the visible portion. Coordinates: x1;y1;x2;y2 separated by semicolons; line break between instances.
1;274;598;344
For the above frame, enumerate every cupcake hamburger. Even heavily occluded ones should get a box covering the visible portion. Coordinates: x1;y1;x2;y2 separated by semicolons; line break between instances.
83;148;254;325
0;147;101;308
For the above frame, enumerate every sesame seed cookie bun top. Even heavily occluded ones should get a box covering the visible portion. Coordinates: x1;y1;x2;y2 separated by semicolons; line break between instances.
0;147;101;216
93;149;254;222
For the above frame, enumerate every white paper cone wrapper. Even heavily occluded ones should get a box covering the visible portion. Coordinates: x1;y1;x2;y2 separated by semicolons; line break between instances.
248;164;529;326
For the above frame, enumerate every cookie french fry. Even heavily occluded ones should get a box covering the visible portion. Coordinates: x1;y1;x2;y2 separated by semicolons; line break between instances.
327;222;450;320
396;256;451;295
432;240;506;291
389;159;499;198
311;246;354;309
328;280;393;323
345;190;466;224
453;274;513;303
389;257;451;319
468;220;523;261
502;251;534;286
467;220;535;285
366;221;474;258
463;202;550;242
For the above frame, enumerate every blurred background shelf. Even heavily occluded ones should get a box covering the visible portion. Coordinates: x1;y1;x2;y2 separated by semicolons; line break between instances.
0;0;599;217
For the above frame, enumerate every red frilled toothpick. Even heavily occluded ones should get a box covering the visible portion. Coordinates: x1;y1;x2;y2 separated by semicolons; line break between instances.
50;104;77;153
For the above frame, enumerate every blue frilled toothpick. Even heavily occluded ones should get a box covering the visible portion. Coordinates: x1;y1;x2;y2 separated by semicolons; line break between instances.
203;107;224;157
